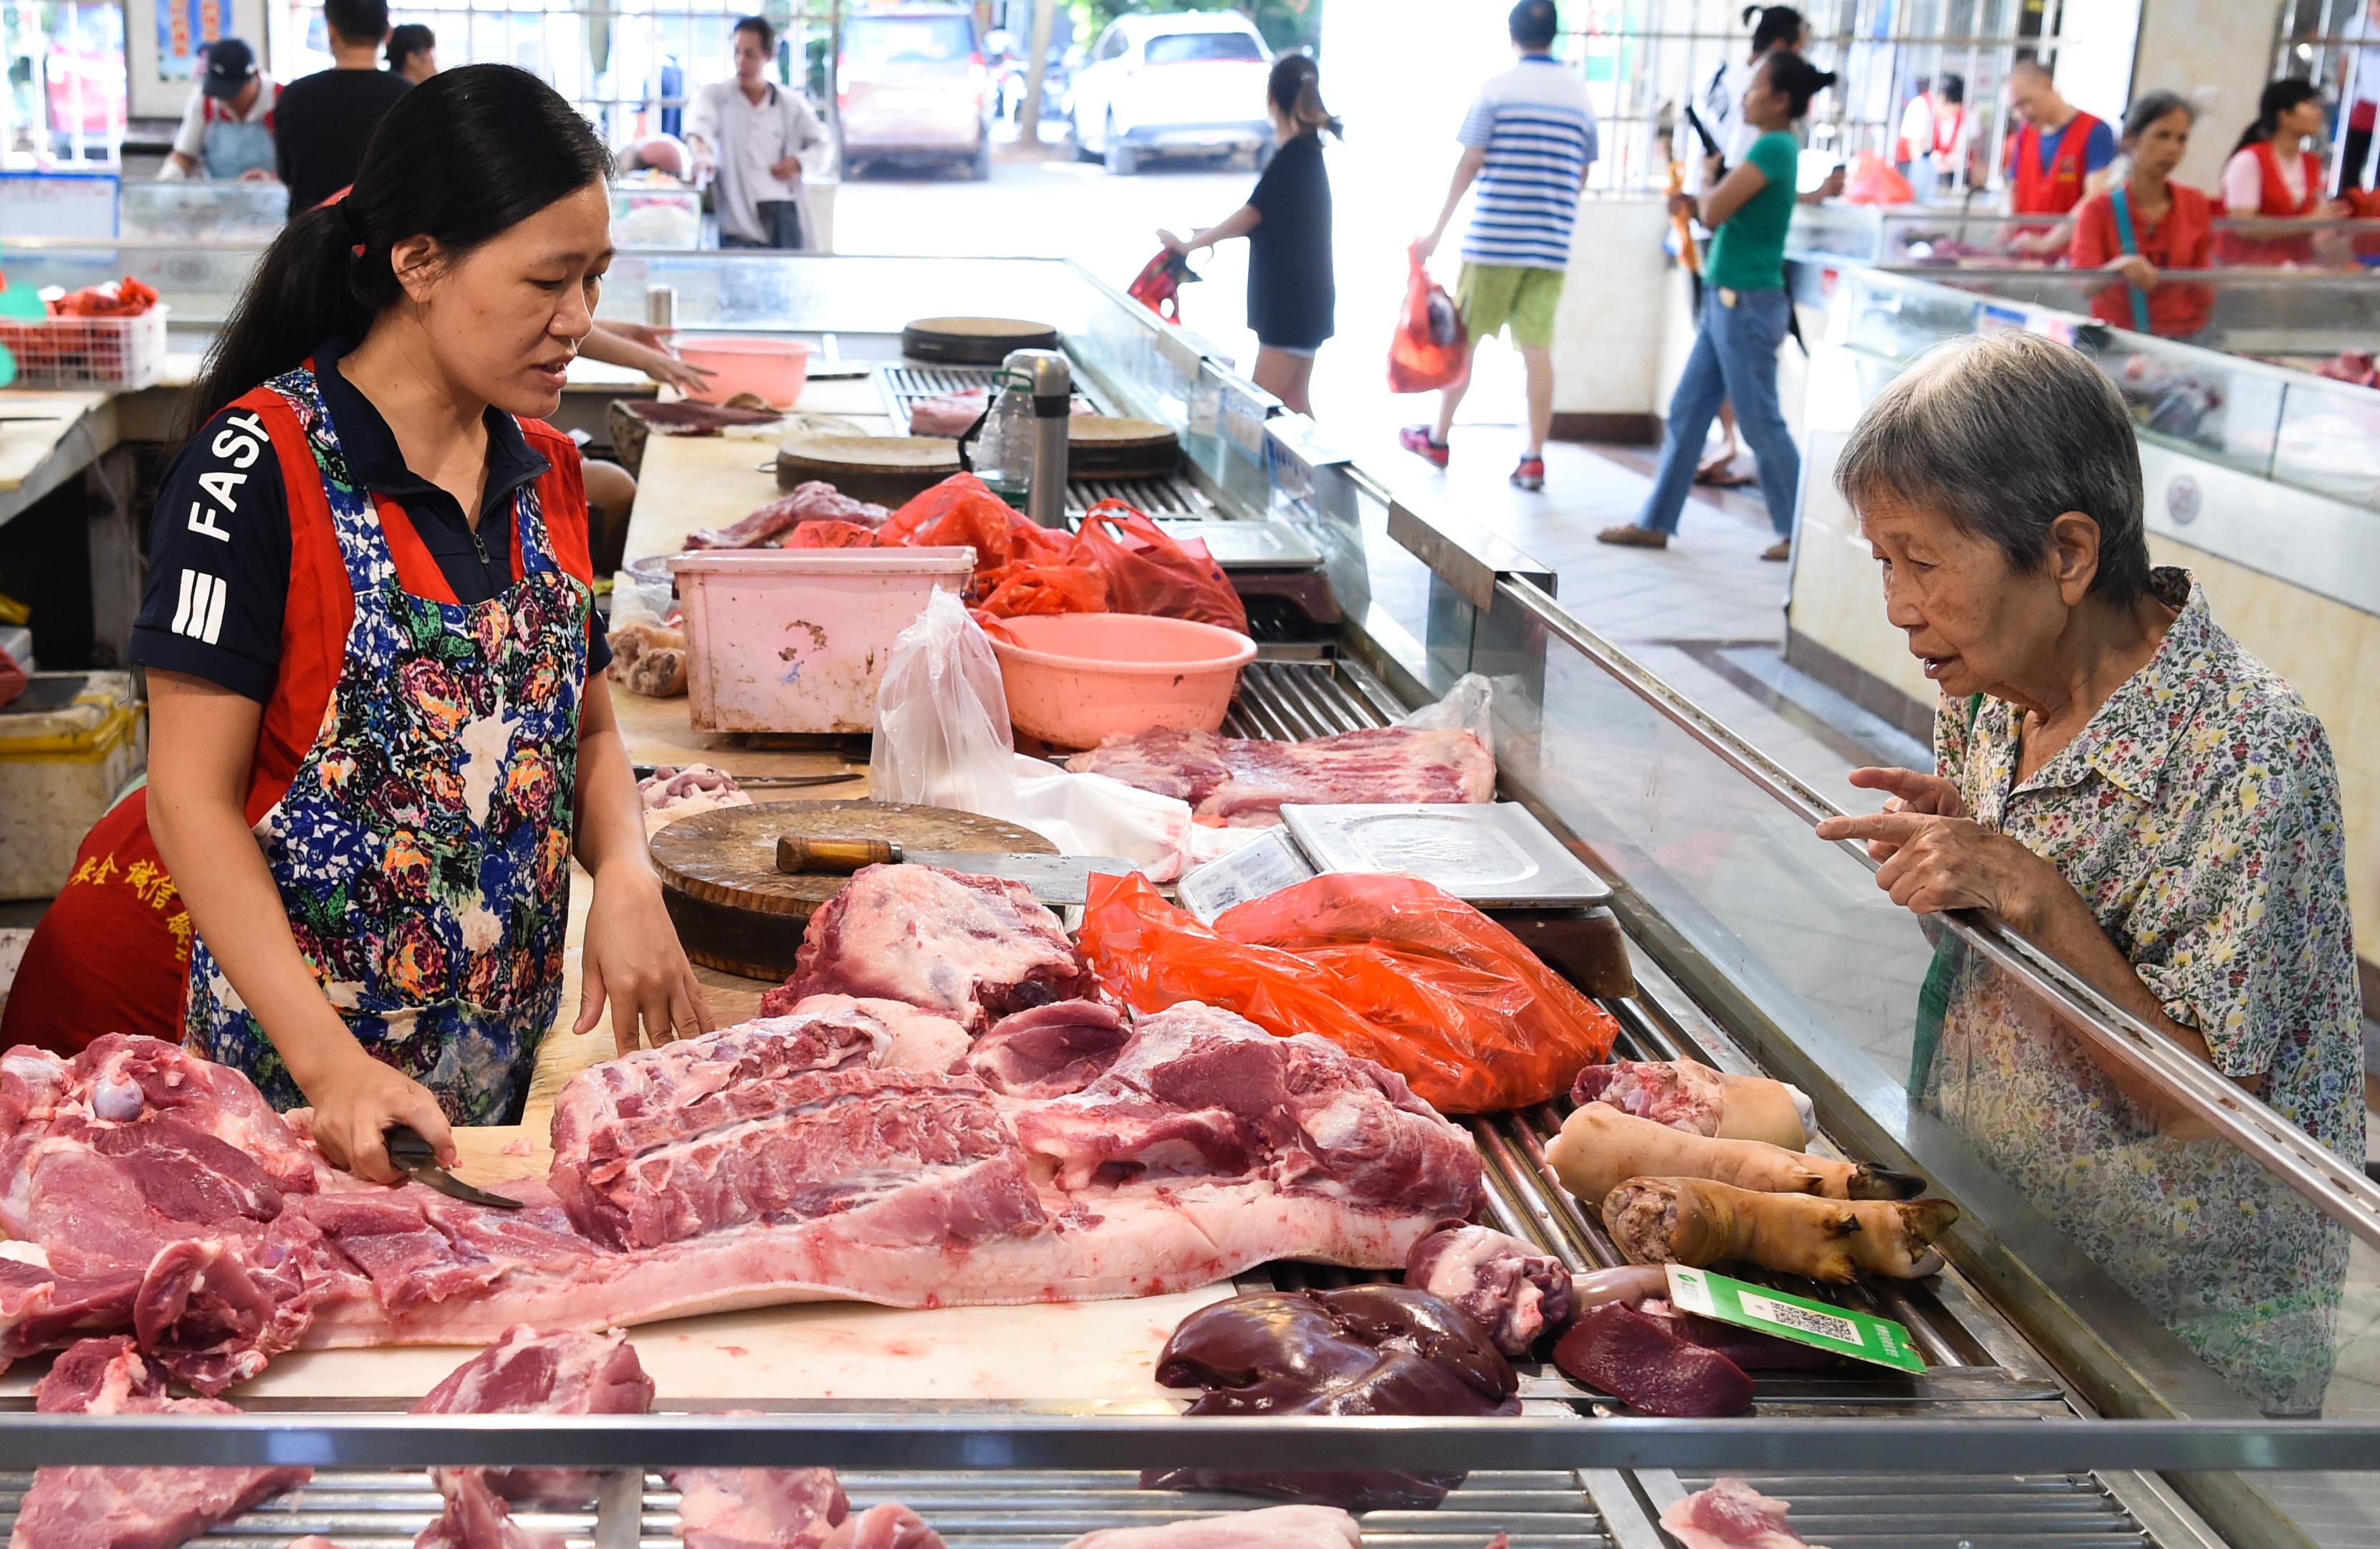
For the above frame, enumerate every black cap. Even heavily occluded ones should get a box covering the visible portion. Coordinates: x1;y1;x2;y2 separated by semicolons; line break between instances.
201;37;256;100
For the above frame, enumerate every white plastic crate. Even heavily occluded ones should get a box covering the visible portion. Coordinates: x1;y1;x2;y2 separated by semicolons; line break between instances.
0;304;168;390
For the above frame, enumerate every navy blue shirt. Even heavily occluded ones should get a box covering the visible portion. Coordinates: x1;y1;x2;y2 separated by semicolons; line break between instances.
130;338;608;701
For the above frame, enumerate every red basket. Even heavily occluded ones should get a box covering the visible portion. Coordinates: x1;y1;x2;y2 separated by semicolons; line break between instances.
0;305;167;390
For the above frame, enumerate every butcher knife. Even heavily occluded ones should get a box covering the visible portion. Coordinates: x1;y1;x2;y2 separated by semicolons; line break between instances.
775;835;1136;906
385;1124;526;1210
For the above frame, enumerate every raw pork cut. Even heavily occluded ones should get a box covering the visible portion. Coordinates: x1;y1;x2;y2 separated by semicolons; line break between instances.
412;1325;656;1505
822;1506;947;1549
777;864;1098;1032
1660;1479;1830;1549
1569;1060;1811;1150
1403;1224;1575;1357
415;1469;567;1549
966;1000;1133;1098
669;1429;848;1549
608;621;689;698
907;388;987;438
640;764;752;837
1064;726;1494;827
627;401;791;436
1550;1301;1752;1417
1063;1508;1361;1549
9;1335;311;1549
686;483;888;551
1144;1285;1519;1510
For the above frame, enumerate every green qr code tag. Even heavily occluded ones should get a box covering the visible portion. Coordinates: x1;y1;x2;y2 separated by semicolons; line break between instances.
1664;1265;1926;1373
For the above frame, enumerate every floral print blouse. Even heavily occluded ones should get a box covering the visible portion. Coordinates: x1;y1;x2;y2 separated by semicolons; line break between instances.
1921;567;2364;1414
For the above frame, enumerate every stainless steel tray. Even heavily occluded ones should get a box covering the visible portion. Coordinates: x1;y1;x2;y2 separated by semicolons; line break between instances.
1153;517;1322;567
1282;802;1615;909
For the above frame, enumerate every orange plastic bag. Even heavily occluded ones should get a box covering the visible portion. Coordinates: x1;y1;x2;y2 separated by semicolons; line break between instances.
782;519;882;549
1388;244;1469;394
1841;150;1916;206
1070;501;1248;633
977;562;1109;618
879;474;1073;600
1078;871;1618;1114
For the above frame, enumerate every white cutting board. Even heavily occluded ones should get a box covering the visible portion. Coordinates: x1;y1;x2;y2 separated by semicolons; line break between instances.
0;1287;1229;1406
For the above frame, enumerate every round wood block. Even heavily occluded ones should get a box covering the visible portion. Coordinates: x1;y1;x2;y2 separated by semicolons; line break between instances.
901;316;1060;365
651;800;1057;980
776;433;961;502
1067;416;1181;481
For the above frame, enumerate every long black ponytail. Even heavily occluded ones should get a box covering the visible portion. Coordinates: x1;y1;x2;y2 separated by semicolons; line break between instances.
2232;77;2323;158
181;64;612;438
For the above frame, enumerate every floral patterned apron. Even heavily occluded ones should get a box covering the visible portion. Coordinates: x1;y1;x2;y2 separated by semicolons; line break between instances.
185;365;587;1124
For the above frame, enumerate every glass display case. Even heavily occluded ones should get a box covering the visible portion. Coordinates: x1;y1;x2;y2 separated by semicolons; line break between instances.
609;183;702;251
1791;201;2380;271
117;181;289;244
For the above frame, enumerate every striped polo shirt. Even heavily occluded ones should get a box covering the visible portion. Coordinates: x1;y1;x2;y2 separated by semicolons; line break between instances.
1457;55;1600;271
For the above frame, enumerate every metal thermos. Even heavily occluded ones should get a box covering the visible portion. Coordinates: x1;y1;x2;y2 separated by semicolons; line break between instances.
646;284;678;331
1004;347;1073;528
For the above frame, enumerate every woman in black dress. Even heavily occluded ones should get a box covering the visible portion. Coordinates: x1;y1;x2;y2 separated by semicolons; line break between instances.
1159;56;1340;415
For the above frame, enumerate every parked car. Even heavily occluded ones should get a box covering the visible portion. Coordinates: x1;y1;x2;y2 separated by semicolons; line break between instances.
837;3;992;180
1068;11;1271;176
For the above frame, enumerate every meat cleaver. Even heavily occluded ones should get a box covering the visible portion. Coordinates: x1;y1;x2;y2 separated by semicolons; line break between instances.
385;1124;526;1210
775;835;1136;906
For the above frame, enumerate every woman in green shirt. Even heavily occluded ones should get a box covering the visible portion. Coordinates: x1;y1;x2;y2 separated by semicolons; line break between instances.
1602;52;1836;560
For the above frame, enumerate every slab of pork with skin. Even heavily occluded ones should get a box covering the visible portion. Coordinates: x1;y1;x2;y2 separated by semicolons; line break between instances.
1063;726;1493;827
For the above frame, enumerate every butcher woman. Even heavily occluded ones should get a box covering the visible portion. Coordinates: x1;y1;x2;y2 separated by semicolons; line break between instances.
1815;331;2361;1414
126;66;705;1182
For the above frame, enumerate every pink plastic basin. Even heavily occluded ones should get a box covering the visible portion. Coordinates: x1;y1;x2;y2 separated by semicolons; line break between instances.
989;612;1256;749
674;335;814;408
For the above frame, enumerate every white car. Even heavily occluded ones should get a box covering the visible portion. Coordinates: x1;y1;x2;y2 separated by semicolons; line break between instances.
1069;12;1272;176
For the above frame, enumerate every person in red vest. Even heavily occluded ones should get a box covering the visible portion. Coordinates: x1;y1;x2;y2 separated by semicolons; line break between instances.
0;785;191;1055
2219;79;2350;266
2002;58;2116;256
2071;92;2215;342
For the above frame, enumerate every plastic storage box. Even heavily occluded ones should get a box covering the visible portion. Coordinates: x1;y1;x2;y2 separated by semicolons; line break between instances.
0;304;168;390
666;547;975;734
0;671;146;899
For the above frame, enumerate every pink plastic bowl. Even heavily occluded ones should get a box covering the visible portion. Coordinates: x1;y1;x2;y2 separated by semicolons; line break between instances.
989;612;1257;749
673;335;814;408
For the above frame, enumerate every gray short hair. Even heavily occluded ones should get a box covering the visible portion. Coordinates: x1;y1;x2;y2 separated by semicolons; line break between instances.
1833;332;2151;606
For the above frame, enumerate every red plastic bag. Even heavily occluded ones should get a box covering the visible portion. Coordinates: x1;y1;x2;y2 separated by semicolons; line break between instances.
977;562;1109;618
782;519;882;549
1078;871;1619;1114
1841;150;1916;206
1388;244;1469;395
0;641;24;711
1126;248;1199;322
1070;501;1249;633
879;474;1073;600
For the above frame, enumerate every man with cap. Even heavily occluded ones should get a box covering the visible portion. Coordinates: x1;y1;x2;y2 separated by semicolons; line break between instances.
163;37;278;181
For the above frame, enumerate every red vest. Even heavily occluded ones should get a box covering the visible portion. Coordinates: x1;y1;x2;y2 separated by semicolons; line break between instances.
2011;111;2103;216
2217;140;2323;265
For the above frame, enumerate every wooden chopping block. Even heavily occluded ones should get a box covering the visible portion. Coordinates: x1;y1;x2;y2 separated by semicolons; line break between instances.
901;315;1060;365
777;433;959;503
1067;416;1181;482
651;800;1057;979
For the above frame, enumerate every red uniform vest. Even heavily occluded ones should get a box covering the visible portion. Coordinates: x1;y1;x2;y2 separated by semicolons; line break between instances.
2011;111;2103;216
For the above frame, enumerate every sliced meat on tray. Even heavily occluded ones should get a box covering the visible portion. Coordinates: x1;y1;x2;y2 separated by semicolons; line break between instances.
1661;1478;1832;1549
11;1335;312;1549
412;1325;657;1507
773;863;1099;1032
686;481;891;551
628;400;792;435
1062;1508;1361;1549
1065;726;1494;826
907;388;988;438
668;1424;848;1549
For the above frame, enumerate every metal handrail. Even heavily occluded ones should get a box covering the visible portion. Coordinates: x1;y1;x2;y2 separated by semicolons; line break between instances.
1494;577;2380;1252
2;1413;2376;1473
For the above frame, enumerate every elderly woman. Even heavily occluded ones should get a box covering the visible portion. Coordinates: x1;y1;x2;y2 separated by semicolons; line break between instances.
1815;331;2362;1413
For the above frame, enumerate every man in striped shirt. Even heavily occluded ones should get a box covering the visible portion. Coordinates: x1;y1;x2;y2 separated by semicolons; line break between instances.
1404;0;1598;492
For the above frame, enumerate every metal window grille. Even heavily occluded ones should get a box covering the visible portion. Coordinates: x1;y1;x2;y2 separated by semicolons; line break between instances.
1565;0;2065;196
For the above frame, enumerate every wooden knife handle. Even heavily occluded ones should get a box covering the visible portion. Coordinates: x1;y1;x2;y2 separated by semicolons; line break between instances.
777;835;902;876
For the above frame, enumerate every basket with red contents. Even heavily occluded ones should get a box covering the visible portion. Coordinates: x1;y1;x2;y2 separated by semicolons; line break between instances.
0;276;167;390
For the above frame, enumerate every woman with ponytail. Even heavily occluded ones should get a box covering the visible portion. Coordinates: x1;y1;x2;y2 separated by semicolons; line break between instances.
1158;54;1342;413
120;64;706;1181
2218;78;2346;264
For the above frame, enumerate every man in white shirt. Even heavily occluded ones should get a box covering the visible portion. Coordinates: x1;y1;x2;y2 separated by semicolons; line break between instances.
160;37;277;181
686;15;830;249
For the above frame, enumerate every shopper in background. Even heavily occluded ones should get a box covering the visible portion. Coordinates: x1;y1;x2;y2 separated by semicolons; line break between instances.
1817;330;2360;1414
687;16;828;251
160;37;277;181
1600;52;1835;560
2336;0;2380;193
134;66;707;1181
2218;78;2346;265
1910;73;1967;193
2071;92;2214;342
274;0;411;211
2001;57;2116;256
1402;0;1598;494
1681;5;1811;489
386;23;438;84
1158;56;1341;416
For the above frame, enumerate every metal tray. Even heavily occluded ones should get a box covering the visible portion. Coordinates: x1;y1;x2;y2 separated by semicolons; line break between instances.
1282;802;1615;909
1153;517;1322;567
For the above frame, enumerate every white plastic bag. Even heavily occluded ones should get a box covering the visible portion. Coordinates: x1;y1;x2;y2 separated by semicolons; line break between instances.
1399;672;1497;752
869;591;1202;878
869;589;1019;817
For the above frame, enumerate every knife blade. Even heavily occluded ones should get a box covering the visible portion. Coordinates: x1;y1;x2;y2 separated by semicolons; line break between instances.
385;1124;527;1209
775;835;1137;905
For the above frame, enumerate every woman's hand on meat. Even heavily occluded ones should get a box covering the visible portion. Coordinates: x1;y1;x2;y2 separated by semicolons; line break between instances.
1815;809;2060;926
2104;253;2159;289
1830;767;1967;861
300;1048;456;1185
577;863;713;1055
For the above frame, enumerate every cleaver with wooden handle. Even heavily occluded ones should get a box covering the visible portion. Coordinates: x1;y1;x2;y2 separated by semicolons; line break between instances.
776;835;1136;906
